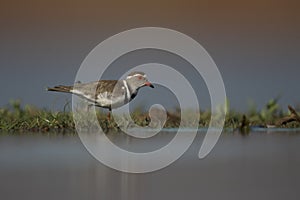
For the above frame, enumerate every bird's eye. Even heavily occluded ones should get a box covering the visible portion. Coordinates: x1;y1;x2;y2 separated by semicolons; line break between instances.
138;76;142;80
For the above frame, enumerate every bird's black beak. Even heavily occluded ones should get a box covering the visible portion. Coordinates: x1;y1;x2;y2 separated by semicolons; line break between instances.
145;82;154;88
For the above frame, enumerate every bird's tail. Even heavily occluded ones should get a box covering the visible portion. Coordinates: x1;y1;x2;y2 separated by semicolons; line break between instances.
47;85;73;93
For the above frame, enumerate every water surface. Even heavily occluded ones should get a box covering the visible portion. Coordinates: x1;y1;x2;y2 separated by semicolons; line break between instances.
1;131;300;200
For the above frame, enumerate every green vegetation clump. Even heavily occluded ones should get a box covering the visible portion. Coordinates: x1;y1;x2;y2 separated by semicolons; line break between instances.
0;98;300;134
0;100;74;133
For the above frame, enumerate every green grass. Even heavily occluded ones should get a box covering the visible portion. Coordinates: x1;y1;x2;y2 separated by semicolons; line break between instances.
0;100;74;133
0;98;299;134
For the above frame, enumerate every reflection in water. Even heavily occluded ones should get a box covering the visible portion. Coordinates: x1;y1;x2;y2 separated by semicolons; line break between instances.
0;131;300;200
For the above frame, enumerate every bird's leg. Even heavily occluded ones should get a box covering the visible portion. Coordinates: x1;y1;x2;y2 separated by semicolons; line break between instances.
106;108;112;129
107;108;111;121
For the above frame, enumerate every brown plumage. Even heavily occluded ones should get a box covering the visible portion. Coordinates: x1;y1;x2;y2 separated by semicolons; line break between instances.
47;72;154;114
47;85;73;93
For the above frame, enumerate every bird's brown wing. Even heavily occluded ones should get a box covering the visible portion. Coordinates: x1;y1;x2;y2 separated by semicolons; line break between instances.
72;80;126;107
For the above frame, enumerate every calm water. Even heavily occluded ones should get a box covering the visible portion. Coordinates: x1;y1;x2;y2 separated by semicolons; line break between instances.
1;131;300;200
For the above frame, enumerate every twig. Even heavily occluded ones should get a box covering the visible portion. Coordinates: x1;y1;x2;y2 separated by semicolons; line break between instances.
276;105;300;126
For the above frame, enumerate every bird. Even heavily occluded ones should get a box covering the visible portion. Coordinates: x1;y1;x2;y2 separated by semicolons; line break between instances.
47;71;154;118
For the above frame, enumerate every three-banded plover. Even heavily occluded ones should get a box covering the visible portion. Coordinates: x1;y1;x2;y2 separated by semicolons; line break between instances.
47;71;154;118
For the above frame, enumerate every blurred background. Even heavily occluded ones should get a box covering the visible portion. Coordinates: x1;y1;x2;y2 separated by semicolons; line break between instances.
1;2;300;200
0;0;299;111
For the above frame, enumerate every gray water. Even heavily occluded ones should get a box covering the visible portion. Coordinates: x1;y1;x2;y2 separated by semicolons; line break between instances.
1;131;300;200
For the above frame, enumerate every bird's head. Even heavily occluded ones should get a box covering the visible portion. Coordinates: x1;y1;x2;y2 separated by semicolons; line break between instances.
126;71;154;89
